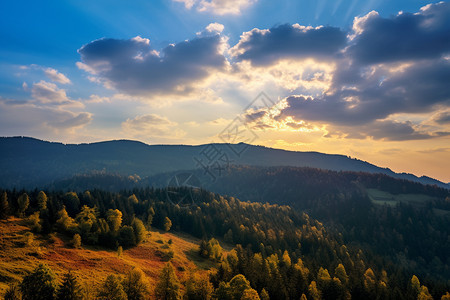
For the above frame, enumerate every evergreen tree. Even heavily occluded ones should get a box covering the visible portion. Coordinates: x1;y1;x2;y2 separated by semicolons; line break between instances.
26;211;42;232
418;285;433;300
334;264;348;286
97;275;127;300
37;191;48;210
214;282;232;300
72;233;82;248
56;207;78;233
64;192;80;216
4;283;21;300
17;193;29;217
132;218;146;244
147;207;155;228
155;262;181;300
122;268;150;300
260;289;270;300
20;264;57;300
0;191;9;219
164;217;172;232
411;275;421;298
56;271;82;300
229;274;252;300
185;272;213;300
119;225;136;248
308;281;321;300
241;289;260;300
106;209;122;232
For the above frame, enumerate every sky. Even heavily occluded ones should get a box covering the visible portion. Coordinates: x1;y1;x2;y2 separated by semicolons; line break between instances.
0;0;449;183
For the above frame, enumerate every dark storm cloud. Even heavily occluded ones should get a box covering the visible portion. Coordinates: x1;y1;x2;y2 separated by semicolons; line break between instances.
78;34;227;95
231;23;347;66
348;2;450;64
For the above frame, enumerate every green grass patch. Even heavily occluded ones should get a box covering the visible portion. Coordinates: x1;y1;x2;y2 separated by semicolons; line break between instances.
367;188;437;207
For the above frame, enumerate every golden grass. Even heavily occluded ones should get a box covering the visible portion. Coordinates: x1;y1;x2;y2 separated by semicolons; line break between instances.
0;217;219;297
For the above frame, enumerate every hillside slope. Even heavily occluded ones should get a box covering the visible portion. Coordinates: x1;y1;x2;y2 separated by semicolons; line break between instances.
0;217;214;298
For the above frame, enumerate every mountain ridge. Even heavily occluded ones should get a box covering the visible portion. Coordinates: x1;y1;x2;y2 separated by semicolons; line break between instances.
0;136;448;189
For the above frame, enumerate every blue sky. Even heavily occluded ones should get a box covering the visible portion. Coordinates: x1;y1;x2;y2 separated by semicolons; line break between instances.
0;0;449;182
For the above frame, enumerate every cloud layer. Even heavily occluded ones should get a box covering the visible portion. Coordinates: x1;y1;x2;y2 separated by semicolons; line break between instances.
78;33;227;96
236;2;450;141
75;2;450;142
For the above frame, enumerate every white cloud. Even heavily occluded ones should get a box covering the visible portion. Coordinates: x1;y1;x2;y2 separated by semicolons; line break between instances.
43;67;71;84
30;81;83;107
31;81;69;104
205;22;225;33
173;0;256;15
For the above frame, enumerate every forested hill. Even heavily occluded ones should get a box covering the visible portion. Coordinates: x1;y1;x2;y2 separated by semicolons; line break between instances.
1;187;449;299
0;136;448;189
49;166;450;283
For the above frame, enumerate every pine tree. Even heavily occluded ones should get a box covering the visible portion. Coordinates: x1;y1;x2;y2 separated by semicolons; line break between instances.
214;282;232;300
37;191;48;210
334;264;348;286
418;285;433;300
56;271;82;300
17;193;29;217
119;225;136;248
122;268;150;300
185;272;213;300
106;209;122;232
260;288;270;300
97;275;127;300
20;264;57;300
241;289;261;300
0;191;9;219
132;218;147;244
147;207;155;228
4;283;21;300
308;281;321;300
155;262;181;300
229;274;252;300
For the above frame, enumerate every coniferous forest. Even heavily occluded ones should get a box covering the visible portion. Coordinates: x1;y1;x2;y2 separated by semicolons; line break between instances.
0;180;449;299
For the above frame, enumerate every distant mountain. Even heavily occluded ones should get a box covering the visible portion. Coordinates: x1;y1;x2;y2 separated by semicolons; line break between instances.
0;136;448;189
